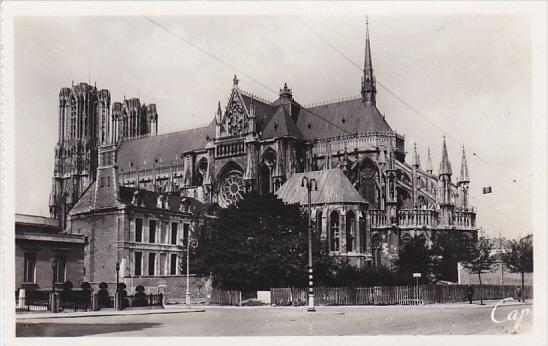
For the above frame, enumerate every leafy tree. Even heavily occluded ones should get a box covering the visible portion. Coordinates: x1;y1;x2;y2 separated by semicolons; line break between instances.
431;231;476;282
503;236;533;302
191;192;334;292
394;236;433;285
462;236;497;304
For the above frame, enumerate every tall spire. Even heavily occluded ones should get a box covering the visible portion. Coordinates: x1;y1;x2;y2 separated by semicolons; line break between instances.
439;136;452;176
426;147;433;174
361;16;376;105
459;146;470;183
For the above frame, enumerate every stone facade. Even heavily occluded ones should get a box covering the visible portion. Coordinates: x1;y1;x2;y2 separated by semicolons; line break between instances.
51;21;477;271
15;214;85;290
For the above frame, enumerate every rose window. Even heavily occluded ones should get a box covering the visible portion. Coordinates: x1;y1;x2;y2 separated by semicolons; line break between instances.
220;171;245;205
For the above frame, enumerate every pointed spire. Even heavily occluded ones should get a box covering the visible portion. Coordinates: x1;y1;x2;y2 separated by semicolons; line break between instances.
216;101;222;123
361;16;376;105
439;136;452;176
459;146;470;183
426;147;433;174
412;143;420;168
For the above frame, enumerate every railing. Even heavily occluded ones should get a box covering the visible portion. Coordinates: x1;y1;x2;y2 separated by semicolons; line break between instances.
118;293;164;309
270;284;533;306
16;289;50;311
453;210;476;229
369;210;389;228
59;288;92;312
215;139;245;158
398;209;438;228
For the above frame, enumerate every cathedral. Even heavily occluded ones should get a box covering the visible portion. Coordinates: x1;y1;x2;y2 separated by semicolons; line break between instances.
49;21;477;287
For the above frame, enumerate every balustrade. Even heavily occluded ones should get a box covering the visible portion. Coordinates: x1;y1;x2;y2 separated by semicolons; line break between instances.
215;140;245;158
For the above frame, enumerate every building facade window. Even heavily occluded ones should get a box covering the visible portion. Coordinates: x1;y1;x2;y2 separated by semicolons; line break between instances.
171;222;178;245
346;211;356;252
55;255;66;283
134;252;142;276
23;253;36;283
135;218;143;242
170;254;177;275
148;253;156;276
149;219;157;243
330;211;340;252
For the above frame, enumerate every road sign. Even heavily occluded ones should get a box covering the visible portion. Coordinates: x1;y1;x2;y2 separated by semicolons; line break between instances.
413;273;422;278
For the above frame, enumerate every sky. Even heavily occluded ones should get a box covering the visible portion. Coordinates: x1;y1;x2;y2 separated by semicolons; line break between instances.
14;14;533;240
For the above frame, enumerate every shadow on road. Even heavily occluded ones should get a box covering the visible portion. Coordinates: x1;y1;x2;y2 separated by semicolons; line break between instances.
16;322;161;337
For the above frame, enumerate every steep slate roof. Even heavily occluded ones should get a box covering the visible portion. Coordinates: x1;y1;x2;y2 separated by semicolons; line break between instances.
116;122;215;170
296;98;393;140
70;182;199;215
276;169;366;205
262;105;304;139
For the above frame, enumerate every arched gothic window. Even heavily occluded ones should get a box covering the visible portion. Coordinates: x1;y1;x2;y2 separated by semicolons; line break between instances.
346;211;356;252
371;233;382;267
330;211;340;252
316;210;323;236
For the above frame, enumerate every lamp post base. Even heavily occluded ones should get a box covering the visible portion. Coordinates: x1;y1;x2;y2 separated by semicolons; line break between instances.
185;289;191;309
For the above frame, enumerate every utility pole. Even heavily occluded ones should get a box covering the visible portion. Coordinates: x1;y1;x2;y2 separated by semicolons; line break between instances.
301;176;318;312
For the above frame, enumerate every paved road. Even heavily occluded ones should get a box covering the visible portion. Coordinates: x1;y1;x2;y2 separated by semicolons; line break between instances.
17;302;533;337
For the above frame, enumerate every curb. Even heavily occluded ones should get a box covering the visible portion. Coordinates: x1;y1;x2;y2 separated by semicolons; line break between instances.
16;308;205;321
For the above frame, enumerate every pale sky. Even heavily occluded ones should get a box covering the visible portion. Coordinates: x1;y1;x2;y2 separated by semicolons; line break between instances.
14;14;533;239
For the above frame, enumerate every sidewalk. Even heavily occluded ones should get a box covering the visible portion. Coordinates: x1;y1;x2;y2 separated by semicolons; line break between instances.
16;299;532;320
16;305;205;320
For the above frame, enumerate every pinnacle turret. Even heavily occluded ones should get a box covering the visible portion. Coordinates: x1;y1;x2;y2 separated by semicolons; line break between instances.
439;136;452;176
459;146;470;183
426;147;433;174
412;143;420;168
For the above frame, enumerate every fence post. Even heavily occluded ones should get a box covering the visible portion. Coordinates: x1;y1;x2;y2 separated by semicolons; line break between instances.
17;289;26;309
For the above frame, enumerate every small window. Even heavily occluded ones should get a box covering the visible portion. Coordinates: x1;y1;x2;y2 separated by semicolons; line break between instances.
23;253;36;283
134;252;142;276
149;220;157;243
148;253;156;276
171;223;178;245
135;218;143;242
170;254;177;275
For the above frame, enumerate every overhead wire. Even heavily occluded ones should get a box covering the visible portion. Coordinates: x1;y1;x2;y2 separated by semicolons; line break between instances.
142;15;527;231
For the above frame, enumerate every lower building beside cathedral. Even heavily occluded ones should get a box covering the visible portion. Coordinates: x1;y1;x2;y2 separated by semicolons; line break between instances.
43;23;477;295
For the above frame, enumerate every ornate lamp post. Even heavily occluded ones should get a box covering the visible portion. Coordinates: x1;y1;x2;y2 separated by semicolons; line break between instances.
183;222;199;309
301;176;318;312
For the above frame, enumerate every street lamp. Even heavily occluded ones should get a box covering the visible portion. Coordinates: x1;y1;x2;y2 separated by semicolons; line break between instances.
301;176;318;312
183;222;199;309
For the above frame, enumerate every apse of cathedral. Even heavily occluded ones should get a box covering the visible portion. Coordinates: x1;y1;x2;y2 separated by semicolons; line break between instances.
50;22;476;269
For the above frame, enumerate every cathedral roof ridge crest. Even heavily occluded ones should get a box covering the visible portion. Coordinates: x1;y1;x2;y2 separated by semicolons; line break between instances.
303;95;362;108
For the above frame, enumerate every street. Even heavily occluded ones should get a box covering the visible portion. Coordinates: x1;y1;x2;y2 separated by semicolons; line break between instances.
16;301;533;336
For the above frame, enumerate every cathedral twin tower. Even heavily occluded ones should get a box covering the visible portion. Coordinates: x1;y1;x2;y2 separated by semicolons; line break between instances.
50;82;158;225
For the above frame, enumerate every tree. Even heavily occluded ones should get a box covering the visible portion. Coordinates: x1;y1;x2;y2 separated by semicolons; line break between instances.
394;236;433;285
431;231;476;282
191;192;334;292
462;236;497;305
502;236;533;302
